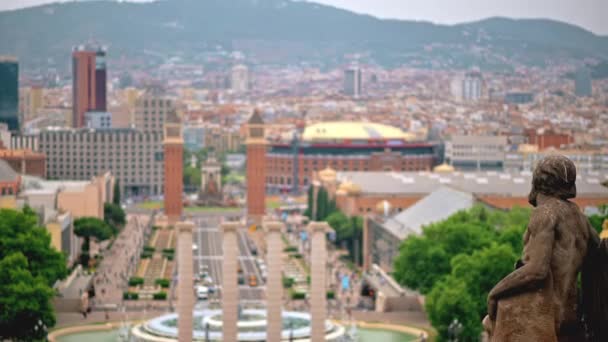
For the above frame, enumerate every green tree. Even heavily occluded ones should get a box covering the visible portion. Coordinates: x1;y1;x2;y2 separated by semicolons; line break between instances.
450;243;518;318
304;186;314;219
316;187;329;220
0;208;67;286
74;217;113;267
104;203;126;231
425;276;482;342
183;166;202;188
497;224;527;254
112;179;121;205
393;236;451;294
0;253;56;341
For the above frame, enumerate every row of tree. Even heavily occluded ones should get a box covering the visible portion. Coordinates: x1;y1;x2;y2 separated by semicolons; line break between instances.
392;206;531;341
304;185;363;264
0;207;68;341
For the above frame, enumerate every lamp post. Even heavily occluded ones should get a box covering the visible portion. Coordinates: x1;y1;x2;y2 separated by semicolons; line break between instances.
448;318;463;342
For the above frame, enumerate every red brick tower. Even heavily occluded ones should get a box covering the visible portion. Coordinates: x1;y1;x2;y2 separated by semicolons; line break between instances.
163;111;183;223
246;110;266;224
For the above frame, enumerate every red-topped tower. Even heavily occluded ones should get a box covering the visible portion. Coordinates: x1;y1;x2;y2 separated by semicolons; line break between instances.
163;110;183;223
246;110;266;224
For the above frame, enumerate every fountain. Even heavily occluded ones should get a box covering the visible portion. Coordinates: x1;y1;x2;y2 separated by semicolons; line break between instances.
130;309;346;341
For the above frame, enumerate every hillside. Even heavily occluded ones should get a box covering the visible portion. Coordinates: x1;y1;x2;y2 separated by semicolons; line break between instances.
0;0;607;69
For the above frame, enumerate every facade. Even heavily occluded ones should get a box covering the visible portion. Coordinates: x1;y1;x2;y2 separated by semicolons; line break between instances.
246;111;267;223
85;111;112;129
163;121;184;221
231;64;249;93
445;135;507;171
344;66;362;97
451;71;483;102
10;133;39;151
0;148;46;177
0;57;19;131
46;211;79;266
267;122;438;192
183;123;205;151
575;67;592;97
505;148;608;173
39;128;163;197
19;86;43;120
504;92;534;105
134;89;175;133
0;159;20;196
525;128;573;150
72;45;107;128
203;126;243;154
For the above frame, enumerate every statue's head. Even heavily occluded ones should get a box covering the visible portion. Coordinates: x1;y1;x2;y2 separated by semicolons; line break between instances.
528;155;577;206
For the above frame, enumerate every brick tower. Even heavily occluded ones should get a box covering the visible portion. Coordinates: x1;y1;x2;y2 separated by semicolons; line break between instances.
163;110;183;223
246;110;266;224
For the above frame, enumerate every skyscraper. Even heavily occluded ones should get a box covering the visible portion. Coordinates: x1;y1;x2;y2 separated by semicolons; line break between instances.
72;45;107;128
0;57;19;131
231;64;249;93
575;67;592;97
343;66;362;97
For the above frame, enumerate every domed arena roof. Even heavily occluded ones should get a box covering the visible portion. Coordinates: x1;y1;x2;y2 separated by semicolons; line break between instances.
302;122;415;142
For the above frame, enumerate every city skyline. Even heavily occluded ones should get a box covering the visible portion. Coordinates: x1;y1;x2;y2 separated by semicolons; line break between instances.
0;0;607;35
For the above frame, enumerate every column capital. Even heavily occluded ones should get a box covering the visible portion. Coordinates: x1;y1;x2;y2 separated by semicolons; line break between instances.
221;221;240;233
263;221;284;233
176;221;194;233
307;221;331;234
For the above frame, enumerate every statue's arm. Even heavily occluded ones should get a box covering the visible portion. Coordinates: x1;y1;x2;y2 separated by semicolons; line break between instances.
488;209;555;306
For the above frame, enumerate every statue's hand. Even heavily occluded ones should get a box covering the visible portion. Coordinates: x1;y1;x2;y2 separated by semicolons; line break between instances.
488;296;498;321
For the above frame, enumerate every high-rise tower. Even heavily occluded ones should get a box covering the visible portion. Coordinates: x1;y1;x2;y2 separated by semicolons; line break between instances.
0;57;19;131
246;110;266;224
163;110;183;223
72;45;107;128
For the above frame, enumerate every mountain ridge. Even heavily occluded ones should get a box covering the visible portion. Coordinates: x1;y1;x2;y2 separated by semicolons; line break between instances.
1;0;607;69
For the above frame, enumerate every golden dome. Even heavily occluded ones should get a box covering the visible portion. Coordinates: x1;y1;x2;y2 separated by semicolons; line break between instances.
338;180;353;192
433;163;455;173
601;219;608;240
335;189;347;196
376;200;392;216
318;166;337;182
348;183;362;196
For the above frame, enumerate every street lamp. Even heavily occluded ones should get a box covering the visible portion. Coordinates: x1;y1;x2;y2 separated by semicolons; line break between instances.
448;318;463;342
288;321;294;342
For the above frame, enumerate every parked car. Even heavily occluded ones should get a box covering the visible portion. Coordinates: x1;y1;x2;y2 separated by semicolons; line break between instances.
196;286;209;300
249;275;258;287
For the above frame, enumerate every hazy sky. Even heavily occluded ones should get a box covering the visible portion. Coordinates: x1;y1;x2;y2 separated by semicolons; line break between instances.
1;0;607;35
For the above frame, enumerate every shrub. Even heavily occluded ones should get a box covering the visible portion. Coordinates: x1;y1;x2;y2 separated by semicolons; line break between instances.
152;226;160;230
155;278;170;288
282;277;295;289
166;254;174;261
153;292;167;300
162;248;175;254
326;291;335;300
141;250;153;259
128;277;144;286
283;246;298;253
291;253;303;259
123;291;139;300
144;246;155;252
290;290;306;300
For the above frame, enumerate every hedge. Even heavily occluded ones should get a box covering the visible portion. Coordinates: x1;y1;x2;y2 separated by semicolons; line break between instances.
283;246;298;253
291;253;303;259
162;248;175;254
123;291;139;300
326;291;335;300
141;250;153;259
155;278;170;288
290;291;306;300
153;292;167;300
282;277;295;289
128;277;144;286
144;246;155;252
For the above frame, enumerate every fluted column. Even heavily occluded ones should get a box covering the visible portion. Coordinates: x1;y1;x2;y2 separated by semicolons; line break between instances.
221;222;239;342
264;221;284;342
177;221;195;342
309;221;329;342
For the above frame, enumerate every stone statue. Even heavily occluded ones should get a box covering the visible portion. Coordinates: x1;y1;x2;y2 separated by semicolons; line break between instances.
483;155;608;342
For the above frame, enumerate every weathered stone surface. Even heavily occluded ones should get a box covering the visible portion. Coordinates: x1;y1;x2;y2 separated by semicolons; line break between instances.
484;155;607;342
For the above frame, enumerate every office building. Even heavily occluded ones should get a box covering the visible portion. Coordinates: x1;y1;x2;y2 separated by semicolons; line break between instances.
451;71;483;102
0;57;19;131
19;86;43;120
39;128;164;197
231;64;249;93
504;92;534;105
344;66;362;97
72;45;107;128
134;88;175;133
575;67;592;97
85;111;112;129
445;135;507;171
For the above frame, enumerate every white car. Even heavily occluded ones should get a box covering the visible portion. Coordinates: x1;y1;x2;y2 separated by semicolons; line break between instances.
196;286;209;300
192;244;198;251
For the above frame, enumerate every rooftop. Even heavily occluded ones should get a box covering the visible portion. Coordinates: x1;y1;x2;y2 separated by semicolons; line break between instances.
302;122;415;142
0;159;18;182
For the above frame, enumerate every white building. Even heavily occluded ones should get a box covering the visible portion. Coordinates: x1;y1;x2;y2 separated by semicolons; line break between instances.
451;71;483;102
231;64;249;93
445;135;507;171
344;66;362;97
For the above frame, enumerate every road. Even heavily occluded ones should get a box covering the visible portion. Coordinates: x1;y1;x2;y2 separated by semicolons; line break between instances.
191;216;265;305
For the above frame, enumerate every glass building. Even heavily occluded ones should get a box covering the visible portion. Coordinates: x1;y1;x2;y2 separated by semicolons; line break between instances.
0;57;19;131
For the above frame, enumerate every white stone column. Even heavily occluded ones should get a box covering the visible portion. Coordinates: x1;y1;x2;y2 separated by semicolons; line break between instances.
309;221;329;342
264;221;284;342
177;221;195;342
222;222;239;342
